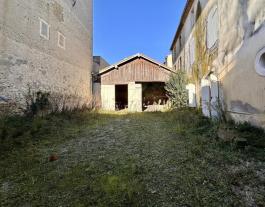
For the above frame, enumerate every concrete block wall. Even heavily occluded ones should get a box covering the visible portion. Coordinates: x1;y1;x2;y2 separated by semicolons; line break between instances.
101;85;115;111
128;82;142;112
0;0;93;108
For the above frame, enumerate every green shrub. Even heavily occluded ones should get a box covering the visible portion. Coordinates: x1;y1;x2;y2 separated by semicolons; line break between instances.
165;71;188;108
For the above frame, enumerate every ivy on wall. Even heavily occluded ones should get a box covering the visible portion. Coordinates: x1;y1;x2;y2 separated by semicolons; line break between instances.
186;7;219;107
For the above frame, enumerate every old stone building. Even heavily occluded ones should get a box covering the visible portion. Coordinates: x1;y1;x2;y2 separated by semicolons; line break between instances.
171;0;265;127
0;0;93;109
92;56;110;107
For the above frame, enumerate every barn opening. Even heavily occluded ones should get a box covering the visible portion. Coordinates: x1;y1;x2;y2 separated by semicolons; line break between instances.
99;54;174;112
115;85;128;110
142;82;168;111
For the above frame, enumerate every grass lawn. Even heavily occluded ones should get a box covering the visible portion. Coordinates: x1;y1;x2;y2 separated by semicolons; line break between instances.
0;110;265;207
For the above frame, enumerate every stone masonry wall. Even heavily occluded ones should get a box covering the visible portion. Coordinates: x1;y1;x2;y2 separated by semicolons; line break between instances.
0;0;93;109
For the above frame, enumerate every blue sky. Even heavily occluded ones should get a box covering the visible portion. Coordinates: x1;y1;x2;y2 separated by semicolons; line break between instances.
93;0;186;64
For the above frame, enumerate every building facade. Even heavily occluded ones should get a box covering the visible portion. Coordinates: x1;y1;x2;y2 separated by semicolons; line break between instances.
0;0;93;109
99;54;174;112
92;56;110;107
171;0;265;127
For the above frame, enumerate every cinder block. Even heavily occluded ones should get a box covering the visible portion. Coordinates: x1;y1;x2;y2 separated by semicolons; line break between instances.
128;82;142;112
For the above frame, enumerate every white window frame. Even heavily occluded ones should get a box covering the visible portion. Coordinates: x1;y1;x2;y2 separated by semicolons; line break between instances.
57;32;66;49
255;47;265;76
39;18;50;40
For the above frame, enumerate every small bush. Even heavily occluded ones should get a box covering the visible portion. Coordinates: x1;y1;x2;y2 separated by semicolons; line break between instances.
23;87;94;117
165;71;188;109
24;88;51;117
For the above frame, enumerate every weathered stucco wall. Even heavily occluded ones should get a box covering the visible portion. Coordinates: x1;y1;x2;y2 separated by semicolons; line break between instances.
172;0;265;127
0;0;93;108
217;0;265;127
219;31;265;127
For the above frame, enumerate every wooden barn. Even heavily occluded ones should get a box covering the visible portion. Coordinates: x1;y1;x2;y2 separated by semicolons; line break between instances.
98;54;175;112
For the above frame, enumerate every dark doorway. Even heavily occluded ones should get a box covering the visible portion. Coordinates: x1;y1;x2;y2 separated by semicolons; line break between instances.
142;82;168;111
115;85;128;110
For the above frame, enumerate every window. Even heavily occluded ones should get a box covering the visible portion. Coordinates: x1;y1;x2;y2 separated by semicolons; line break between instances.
58;32;66;49
172;45;177;64
206;5;218;49
255;47;265;76
40;19;49;40
190;8;195;26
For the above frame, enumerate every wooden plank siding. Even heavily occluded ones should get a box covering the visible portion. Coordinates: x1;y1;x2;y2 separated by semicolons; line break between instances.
101;58;172;85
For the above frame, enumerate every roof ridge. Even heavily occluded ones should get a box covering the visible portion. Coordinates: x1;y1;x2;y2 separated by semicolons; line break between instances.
99;53;174;75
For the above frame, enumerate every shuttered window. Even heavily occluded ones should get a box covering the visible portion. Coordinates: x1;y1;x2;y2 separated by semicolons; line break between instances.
189;37;195;66
206;5;218;49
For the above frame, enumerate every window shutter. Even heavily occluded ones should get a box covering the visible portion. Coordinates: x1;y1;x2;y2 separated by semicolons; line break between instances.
206;5;218;49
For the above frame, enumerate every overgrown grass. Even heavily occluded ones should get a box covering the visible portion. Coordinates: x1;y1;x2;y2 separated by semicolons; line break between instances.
0;110;264;206
0;111;103;153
